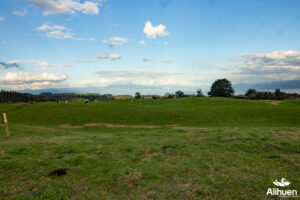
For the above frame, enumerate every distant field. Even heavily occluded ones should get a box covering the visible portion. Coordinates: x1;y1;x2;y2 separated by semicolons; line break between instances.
0;97;300;199
0;97;300;127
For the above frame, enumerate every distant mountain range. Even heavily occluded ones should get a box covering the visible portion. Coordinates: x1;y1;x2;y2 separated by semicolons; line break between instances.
20;83;202;95
20;80;300;95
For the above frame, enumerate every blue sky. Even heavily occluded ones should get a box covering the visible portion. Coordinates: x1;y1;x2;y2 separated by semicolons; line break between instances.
1;0;300;94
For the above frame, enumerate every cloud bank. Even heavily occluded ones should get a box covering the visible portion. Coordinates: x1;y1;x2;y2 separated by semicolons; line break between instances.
5;60;71;71
0;72;67;89
79;70;190;87
227;51;300;82
27;0;101;15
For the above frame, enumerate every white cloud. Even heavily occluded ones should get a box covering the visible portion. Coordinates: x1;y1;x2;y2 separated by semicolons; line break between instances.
39;61;71;70
103;37;128;47
0;72;67;89
240;51;300;68
96;70;182;78
12;8;28;16
220;51;300;83
6;60;38;64
79;79;115;86
162;59;172;63
6;59;71;71
27;0;101;15
0;16;5;22
46;30;75;40
36;23;85;40
97;54;121;60
143;58;152;62
78;70;189;87
36;24;66;31
143;21;169;39
79;78;193;87
77;59;97;63
139;40;146;45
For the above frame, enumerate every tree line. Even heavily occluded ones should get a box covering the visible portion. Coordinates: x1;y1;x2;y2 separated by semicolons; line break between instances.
135;78;299;100
0;90;113;103
242;88;299;100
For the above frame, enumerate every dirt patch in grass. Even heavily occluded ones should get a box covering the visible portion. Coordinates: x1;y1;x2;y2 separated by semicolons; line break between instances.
270;101;280;106
12;122;210;132
281;131;300;140
175;183;192;190
17;124;57;131
165;124;210;130
85;123;158;129
124;170;144;187
57;124;83;128
55;123;210;131
264;101;281;106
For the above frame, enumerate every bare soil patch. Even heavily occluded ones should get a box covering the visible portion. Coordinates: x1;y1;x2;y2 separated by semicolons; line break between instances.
54;123;210;130
264;101;281;106
84;123;158;129
56;124;83;129
165;124;210;130
270;101;281;106
15;122;210;131
124;170;144;187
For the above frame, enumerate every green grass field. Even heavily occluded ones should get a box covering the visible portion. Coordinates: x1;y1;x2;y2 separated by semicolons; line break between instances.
1;97;300;127
0;97;299;199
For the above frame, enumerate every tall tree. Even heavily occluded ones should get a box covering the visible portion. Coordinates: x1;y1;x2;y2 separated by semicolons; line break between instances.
208;79;234;97
175;91;185;98
245;89;257;96
135;92;141;99
196;89;204;97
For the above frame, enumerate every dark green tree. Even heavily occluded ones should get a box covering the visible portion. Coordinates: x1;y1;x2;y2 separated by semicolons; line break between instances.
175;90;185;98
135;92;141;99
208;79;234;97
165;93;174;98
196;89;204;97
245;89;257;96
275;88;281;99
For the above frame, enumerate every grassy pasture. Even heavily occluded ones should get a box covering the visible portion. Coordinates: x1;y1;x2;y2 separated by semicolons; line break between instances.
0;97;300;127
0;97;299;199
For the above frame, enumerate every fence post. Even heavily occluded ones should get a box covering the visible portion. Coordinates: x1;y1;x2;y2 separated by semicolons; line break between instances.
3;113;10;138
